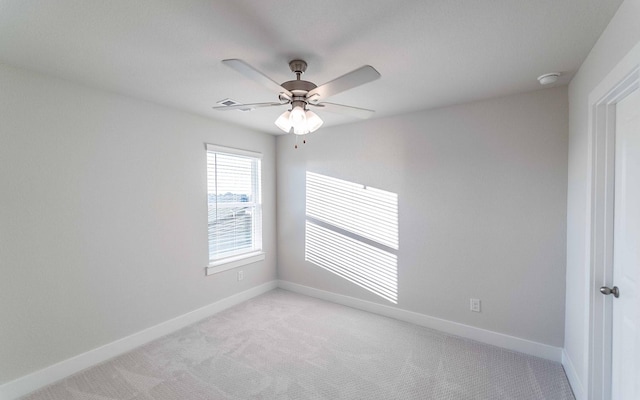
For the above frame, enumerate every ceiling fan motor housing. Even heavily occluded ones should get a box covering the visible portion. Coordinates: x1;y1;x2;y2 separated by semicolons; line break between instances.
282;60;316;107
281;80;317;93
282;59;317;102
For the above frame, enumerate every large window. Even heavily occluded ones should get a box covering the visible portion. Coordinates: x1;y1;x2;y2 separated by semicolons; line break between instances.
206;144;263;274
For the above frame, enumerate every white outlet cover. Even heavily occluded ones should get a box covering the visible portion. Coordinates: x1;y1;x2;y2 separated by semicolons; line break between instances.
470;298;481;312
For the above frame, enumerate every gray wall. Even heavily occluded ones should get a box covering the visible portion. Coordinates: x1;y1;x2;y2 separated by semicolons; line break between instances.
277;87;568;347
0;64;277;383
564;0;640;392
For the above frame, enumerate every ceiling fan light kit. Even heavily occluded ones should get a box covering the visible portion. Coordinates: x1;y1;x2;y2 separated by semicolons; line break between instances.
214;58;380;145
275;102;324;135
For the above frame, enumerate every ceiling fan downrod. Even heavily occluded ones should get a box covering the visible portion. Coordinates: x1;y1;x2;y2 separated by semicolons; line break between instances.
289;59;307;80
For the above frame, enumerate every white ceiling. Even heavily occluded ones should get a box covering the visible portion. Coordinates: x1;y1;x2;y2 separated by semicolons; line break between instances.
0;0;623;135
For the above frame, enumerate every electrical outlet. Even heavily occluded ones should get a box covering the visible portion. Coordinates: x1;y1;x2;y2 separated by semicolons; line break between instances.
470;298;481;313
237;270;244;281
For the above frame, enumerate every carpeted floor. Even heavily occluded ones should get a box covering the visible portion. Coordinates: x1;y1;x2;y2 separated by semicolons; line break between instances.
23;289;574;399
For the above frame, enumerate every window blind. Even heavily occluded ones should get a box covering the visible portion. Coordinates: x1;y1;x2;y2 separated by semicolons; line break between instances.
206;145;262;263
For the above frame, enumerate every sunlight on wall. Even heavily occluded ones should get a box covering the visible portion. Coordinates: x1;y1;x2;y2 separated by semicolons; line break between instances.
306;172;398;249
305;172;399;303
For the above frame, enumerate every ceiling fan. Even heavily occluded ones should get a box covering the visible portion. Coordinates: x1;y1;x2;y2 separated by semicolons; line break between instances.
213;59;381;137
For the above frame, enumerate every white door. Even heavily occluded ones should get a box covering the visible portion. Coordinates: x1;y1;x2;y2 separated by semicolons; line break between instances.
611;87;640;399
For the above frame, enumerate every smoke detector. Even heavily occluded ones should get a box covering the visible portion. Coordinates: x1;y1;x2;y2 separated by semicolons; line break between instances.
537;73;560;85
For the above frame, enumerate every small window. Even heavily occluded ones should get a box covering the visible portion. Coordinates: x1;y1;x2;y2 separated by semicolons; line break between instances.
206;144;263;274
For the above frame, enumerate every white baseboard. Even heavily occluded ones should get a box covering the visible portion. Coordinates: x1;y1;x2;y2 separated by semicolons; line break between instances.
1;279;565;400
562;349;585;400
0;280;278;400
278;280;563;363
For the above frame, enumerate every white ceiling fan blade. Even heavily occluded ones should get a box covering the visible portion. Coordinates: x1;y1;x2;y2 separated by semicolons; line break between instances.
222;59;293;97
311;102;375;119
212;102;285;111
307;65;380;100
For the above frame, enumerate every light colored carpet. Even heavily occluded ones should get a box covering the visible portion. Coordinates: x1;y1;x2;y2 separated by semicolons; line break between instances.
22;289;574;399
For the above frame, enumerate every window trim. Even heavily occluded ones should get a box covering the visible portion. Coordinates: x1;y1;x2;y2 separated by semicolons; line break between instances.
205;143;263;160
205;143;263;275
206;251;265;276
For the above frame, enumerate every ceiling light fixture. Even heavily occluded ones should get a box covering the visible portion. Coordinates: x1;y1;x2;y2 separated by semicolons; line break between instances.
275;102;323;135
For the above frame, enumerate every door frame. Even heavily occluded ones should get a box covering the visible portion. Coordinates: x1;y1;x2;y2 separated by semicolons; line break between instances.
587;47;640;399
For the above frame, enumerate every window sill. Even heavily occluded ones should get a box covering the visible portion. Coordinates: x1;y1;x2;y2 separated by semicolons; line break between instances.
205;252;265;276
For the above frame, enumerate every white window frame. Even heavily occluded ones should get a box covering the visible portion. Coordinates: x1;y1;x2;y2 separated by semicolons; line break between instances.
205;144;264;275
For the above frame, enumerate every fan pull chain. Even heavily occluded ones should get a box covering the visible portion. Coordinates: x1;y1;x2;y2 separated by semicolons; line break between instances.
294;135;308;148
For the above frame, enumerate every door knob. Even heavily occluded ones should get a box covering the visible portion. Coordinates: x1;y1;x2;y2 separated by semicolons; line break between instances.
600;286;620;298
